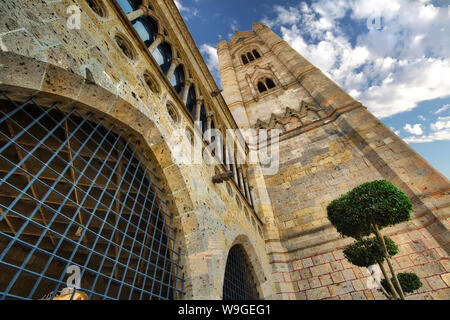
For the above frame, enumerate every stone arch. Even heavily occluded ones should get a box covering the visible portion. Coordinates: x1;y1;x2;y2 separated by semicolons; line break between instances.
219;234;270;299
0;51;202;298
235;45;263;65
190;79;202;99
170;63;186;95
144;12;163;34
152;41;173;74
159;37;177;61
252;70;280;92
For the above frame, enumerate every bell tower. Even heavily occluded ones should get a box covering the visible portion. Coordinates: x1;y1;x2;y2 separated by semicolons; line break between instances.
217;22;357;130
217;23;450;300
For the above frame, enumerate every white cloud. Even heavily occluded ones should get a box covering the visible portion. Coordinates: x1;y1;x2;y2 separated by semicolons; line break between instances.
418;115;426;121
230;19;239;31
228;19;239;40
174;0;188;12
199;44;220;84
403;129;450;143
174;0;199;20
403;116;450;143
435;103;450;114
265;0;450;119
404;123;424;135
430;116;450;131
390;127;400;136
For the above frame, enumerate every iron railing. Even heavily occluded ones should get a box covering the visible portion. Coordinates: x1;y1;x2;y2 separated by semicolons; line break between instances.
223;245;259;300
0;93;184;300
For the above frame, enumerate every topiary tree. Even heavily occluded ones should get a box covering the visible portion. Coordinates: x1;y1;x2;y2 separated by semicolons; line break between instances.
381;273;423;295
327;180;421;300
343;236;398;267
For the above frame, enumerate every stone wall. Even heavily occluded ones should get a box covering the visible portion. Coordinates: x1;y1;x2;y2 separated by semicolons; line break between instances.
219;21;449;300
0;0;275;299
264;106;450;300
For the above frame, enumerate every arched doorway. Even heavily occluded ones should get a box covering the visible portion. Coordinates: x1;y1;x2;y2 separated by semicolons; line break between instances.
223;244;260;300
0;93;184;300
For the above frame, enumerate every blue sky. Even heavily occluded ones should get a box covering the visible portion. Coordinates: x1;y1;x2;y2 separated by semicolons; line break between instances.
175;0;450;178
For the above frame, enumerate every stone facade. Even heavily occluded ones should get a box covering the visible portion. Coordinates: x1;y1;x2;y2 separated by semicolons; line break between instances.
0;0;275;300
218;23;450;300
0;0;448;300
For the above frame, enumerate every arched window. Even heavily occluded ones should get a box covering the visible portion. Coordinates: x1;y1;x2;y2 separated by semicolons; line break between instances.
171;65;185;95
241;55;249;65
131;16;158;47
247;52;255;62
200;104;207;133
257;81;267;93
116;0;141;14
252;49;261;59
0;95;185;300
223;245;259;300
152;42;172;74
185;85;196;119
266;78;276;89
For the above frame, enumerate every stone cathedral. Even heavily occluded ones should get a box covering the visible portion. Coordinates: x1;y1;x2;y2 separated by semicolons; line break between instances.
0;0;448;300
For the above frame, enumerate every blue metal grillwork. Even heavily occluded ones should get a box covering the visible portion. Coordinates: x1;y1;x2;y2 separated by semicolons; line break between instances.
223;245;259;300
0;93;184;300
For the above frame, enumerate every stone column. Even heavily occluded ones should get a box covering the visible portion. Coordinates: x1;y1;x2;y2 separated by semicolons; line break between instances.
226;150;232;171
148;33;164;53
244;178;251;202
126;6;147;21
232;163;238;185
206;115;212;142
237;167;244;192
249;186;256;209
180;79;192;105
166;58;180;80
194;99;203;122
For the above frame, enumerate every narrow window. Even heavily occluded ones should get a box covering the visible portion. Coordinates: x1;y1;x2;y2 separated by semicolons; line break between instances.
252;49;261;59
171;65;185;95
241;55;249;65
152;42;172;74
132;16;158;47
266;78;276;89
247;52;255;62
185;85;197;119
200;104;207;133
117;0;140;14
257;81;267;93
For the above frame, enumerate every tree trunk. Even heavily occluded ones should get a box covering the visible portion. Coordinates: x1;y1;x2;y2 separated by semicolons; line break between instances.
373;224;405;300
358;236;397;300
376;262;393;300
378;260;399;300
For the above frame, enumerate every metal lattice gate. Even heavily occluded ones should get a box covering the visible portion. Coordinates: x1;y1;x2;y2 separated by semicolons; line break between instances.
0;93;184;300
223;245;260;300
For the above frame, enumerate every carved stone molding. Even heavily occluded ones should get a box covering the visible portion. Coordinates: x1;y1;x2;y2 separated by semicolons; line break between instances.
254;101;333;133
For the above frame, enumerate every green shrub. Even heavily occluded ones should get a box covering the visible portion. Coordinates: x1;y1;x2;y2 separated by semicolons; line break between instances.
380;272;423;294
343;236;398;267
327;180;412;238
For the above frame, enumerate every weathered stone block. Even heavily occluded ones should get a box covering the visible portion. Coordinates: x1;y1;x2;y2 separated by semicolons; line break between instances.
310;263;332;277
306;287;330;300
